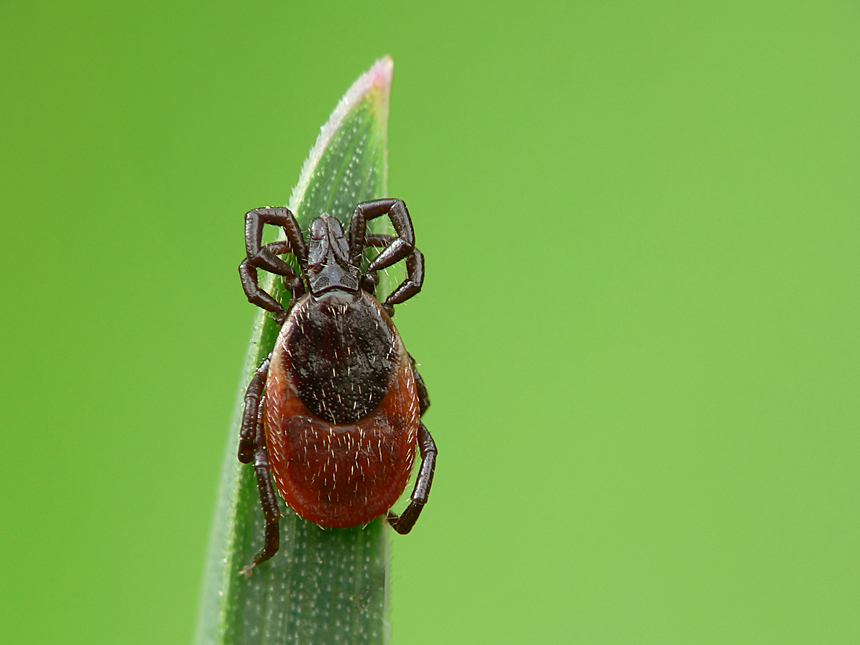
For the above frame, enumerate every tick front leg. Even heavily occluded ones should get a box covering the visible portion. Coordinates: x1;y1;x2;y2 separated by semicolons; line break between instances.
244;206;308;270
384;247;424;312
388;422;437;535
363;234;425;315
349;199;415;271
239;206;308;322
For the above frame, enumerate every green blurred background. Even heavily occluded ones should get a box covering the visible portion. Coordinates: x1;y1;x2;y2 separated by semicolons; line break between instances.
1;1;858;643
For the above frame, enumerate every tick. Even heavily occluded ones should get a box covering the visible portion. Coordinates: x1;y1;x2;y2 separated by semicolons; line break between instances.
237;199;437;572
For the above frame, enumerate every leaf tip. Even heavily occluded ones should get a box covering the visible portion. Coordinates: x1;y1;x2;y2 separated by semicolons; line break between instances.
367;55;394;99
342;55;393;121
289;57;394;212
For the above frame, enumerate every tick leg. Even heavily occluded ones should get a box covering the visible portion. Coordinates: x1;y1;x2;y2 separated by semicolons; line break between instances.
348;199;415;272
384;246;424;312
410;354;430;416
245;206;308;269
240;207;308;322
388;422;437;535
238;356;270;463
240;398;282;575
363;233;425;315
238;356;282;574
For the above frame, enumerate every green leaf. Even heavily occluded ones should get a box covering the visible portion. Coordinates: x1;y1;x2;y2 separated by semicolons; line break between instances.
196;57;400;645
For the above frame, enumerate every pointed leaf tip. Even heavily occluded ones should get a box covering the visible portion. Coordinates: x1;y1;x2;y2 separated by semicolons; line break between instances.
289;57;393;214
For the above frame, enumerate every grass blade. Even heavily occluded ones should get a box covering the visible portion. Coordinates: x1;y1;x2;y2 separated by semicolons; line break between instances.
197;56;398;645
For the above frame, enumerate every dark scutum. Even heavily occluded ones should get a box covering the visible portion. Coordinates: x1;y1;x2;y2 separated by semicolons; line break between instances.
284;292;398;425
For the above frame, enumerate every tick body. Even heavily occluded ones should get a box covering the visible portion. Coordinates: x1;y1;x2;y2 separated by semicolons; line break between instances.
266;290;418;527
237;199;436;572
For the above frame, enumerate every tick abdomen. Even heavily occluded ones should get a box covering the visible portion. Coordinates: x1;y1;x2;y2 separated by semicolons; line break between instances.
264;291;419;527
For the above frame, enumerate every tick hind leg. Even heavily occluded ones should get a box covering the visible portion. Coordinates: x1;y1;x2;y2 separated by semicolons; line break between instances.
410;354;430;416
388;422;437;535
387;356;432;533
238;357;282;574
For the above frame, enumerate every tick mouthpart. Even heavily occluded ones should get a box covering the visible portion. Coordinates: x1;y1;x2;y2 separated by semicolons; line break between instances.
307;214;360;295
308;214;351;264
310;261;361;295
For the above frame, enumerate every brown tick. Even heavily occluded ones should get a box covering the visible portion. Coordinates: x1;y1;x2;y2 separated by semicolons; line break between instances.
237;199;436;572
